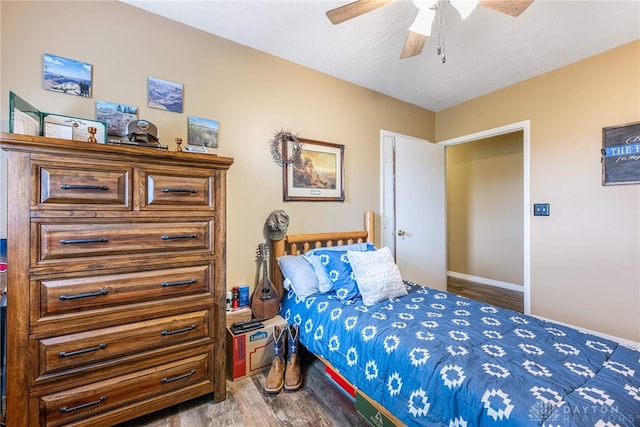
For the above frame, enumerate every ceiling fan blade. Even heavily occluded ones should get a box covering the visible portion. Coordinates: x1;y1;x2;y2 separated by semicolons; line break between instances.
479;0;534;17
326;0;399;25
400;31;428;59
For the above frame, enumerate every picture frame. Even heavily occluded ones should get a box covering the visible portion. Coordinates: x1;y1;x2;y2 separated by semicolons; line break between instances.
187;116;219;148
42;53;93;98
147;77;183;113
96;101;138;137
42;113;107;143
602;121;640;185
9;91;41;136
283;138;345;202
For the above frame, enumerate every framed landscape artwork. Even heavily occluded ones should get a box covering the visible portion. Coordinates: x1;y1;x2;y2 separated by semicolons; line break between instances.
283;138;345;202
96;101;138;137
42;53;93;98
147;77;183;113
187;116;219;148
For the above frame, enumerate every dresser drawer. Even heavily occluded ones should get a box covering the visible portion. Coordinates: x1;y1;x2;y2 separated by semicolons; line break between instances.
35;265;211;320
36;310;210;378
38;352;212;427
36;221;211;262
142;169;212;210
36;163;131;209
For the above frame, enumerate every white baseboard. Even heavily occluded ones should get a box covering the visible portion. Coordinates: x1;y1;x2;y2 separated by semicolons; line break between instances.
447;271;524;293
447;272;639;349
533;315;640;350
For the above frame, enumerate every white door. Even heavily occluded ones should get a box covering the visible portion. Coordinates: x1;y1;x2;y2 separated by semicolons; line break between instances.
381;131;446;290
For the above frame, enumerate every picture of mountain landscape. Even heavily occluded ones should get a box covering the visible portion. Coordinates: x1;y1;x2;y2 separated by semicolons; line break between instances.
42;53;92;98
148;77;183;113
188;116;219;148
96;101;138;136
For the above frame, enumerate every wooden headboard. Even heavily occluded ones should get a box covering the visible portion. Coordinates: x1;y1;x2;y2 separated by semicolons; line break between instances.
271;211;375;298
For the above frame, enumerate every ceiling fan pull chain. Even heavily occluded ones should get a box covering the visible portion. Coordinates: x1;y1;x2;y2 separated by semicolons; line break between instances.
436;1;442;55
439;0;447;63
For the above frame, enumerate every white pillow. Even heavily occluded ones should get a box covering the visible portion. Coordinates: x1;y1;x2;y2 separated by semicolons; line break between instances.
347;247;407;306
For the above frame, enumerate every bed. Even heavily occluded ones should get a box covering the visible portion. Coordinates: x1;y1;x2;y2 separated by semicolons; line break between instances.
271;212;640;426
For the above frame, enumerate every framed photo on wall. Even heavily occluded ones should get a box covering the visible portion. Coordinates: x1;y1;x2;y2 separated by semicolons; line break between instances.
147;77;183;113
283;138;345;202
42;53;93;98
602;121;640;185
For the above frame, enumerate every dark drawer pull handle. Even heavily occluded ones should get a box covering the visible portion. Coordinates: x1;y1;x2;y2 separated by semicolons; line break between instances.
59;343;107;358
60;238;109;245
161;324;197;336
60;289;108;300
162;279;197;287
59;396;107;413
61;184;109;191
161;234;197;240
161;369;196;383
162;188;197;194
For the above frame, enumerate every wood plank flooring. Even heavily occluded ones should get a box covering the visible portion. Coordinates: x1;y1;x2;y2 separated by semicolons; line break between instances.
116;346;368;427
117;278;523;426
447;276;524;312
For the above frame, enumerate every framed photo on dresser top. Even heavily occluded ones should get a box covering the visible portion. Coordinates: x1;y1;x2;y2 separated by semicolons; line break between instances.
283;138;345;202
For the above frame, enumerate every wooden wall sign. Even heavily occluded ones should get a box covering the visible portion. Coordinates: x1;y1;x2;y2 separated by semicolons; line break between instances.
602;121;640;185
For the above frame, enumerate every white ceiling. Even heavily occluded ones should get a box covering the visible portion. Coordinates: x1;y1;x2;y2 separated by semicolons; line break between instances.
123;0;640;112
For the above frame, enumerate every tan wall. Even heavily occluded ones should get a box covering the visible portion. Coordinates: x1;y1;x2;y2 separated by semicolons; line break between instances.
437;41;640;342
2;2;638;342
0;1;434;290
447;132;524;285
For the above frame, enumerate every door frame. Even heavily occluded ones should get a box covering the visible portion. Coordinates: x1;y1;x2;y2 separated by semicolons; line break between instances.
380;120;531;314
380;131;446;289
439;120;531;314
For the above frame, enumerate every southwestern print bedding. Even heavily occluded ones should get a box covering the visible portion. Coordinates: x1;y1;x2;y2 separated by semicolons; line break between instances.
280;281;640;426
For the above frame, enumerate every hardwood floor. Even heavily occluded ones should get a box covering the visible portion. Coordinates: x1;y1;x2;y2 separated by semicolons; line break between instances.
447;275;524;312
118;277;523;426
117;346;368;427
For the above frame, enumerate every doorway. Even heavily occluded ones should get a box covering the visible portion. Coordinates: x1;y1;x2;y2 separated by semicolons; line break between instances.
380;121;531;313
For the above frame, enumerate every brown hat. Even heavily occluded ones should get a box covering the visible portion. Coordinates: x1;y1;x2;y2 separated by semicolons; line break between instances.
266;210;289;240
127;119;159;144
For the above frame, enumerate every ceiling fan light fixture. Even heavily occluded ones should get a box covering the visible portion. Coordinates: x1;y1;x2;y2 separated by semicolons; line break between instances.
409;8;436;36
450;0;480;19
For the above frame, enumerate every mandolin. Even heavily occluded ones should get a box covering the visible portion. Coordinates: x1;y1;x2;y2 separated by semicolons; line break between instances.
251;243;280;320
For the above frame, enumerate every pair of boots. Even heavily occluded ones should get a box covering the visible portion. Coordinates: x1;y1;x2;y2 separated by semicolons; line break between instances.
265;324;302;393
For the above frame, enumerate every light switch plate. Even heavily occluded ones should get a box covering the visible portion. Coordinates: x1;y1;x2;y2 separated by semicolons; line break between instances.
533;203;550;216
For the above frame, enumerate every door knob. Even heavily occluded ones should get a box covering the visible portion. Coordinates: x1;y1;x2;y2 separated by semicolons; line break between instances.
397;230;406;237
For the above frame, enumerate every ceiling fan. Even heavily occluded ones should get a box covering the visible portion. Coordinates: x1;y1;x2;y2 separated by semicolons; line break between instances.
326;0;534;60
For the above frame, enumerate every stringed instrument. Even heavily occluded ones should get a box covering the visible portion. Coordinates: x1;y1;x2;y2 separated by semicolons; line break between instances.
251;243;280;320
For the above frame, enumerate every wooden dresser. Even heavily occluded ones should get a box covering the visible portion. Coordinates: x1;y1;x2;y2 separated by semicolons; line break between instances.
0;133;233;426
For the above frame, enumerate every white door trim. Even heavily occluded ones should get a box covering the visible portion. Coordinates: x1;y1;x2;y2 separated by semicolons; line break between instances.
379;130;446;289
438;120;531;314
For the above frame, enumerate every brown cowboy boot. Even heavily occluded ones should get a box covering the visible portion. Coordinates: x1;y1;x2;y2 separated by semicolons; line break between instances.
265;325;286;393
284;324;302;391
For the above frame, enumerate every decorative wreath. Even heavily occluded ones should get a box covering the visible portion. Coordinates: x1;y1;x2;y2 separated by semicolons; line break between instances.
269;129;302;166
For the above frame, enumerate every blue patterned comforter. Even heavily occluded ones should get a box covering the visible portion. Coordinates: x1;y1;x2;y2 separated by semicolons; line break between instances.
279;281;640;426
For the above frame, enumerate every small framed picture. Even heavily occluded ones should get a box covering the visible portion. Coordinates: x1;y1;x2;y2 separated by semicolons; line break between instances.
96;101;138;137
187;116;219;148
42;113;107;143
43;53;93;98
147;77;183;113
283;138;345;202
